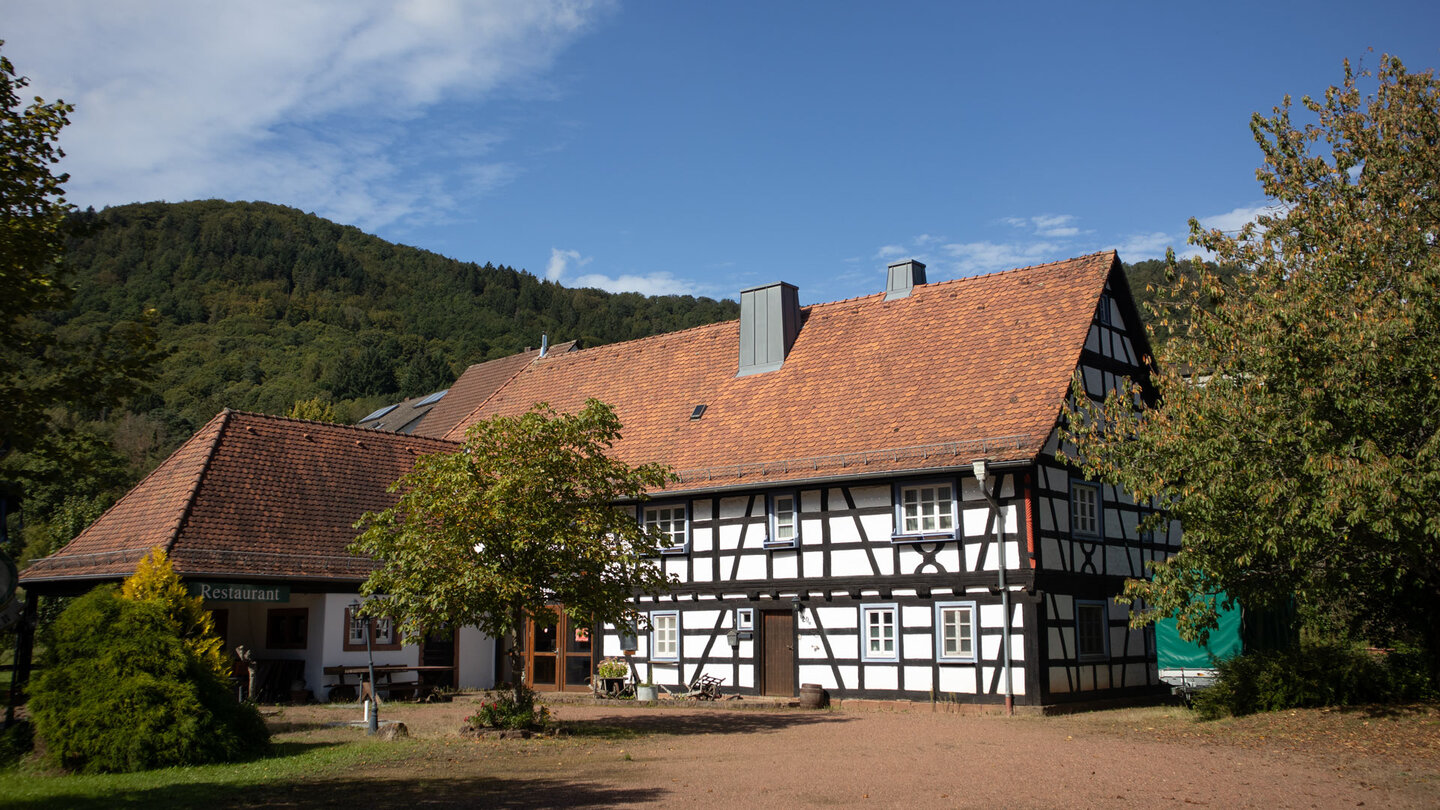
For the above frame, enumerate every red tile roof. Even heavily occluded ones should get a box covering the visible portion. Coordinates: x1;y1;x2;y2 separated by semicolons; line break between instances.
447;252;1119;491
411;341;576;439
21;411;457;585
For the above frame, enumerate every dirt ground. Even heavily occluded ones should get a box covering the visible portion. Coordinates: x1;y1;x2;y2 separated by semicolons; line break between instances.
265;697;1440;809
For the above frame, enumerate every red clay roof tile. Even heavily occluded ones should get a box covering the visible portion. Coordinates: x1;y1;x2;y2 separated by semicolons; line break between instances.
446;252;1119;491
21;411;457;584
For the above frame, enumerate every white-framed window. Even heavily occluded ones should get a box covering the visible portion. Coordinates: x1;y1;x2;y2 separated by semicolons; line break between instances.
643;503;690;554
347;610;368;647
894;481;956;540
650;611;679;661
766;491;799;548
1070;481;1101;538
373;615;396;646
934;601;977;662
1076;600;1109;662
860;603;899;662
342;606;401;652
735;608;754;631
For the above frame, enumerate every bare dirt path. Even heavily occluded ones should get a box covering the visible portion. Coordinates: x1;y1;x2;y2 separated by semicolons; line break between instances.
273;700;1440;809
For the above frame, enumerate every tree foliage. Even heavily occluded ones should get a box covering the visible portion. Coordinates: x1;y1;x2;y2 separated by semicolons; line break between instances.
352;399;675;698
0;42;158;462
286;396;341;423
29;560;267;773
120;548;228;679
1063;56;1440;662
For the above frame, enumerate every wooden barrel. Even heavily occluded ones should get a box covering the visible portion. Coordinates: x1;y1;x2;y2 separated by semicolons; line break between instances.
799;683;828;709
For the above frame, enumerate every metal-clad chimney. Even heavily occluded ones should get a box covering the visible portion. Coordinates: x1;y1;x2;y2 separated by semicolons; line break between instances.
884;259;927;300
737;281;800;377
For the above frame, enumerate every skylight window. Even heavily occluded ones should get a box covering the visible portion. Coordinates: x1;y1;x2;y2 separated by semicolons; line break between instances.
360;404;398;422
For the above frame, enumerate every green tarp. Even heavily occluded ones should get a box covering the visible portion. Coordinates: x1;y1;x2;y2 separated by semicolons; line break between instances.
1156;595;1243;669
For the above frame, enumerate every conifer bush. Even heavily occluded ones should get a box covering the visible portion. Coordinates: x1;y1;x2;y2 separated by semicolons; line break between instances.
27;551;268;773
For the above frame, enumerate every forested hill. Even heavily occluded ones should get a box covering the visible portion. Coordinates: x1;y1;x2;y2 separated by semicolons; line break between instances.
60;200;738;434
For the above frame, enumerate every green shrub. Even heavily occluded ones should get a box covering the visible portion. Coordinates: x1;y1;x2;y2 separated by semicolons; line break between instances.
0;720;33;768
467;685;550;731
28;586;269;773
1193;642;1436;719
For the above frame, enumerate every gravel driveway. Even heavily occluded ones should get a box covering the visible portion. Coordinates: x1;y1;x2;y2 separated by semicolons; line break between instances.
279;699;1439;809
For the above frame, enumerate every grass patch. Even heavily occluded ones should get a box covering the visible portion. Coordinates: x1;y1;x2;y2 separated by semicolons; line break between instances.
0;732;408;808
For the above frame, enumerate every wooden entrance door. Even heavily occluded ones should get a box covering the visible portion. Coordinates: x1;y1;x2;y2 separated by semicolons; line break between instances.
761;610;795;696
524;608;594;692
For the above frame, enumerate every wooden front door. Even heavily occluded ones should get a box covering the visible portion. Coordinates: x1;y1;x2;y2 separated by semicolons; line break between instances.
761;610;795;696
524;608;594;693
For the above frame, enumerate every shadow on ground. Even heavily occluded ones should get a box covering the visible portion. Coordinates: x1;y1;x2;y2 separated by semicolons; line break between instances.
21;776;667;809
560;708;852;738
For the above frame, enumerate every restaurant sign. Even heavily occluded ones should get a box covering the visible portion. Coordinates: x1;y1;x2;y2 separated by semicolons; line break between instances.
189;582;290;603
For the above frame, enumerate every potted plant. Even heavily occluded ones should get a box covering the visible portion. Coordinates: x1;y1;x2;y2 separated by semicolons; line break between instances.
635;673;658;702
596;657;628;696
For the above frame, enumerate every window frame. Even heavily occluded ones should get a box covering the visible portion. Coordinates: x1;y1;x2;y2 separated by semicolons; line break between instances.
1070;480;1102;539
642;502;691;555
1075;599;1110;662
265;607;309;650
765;490;801;549
343;606;401;652
892;480;958;542
859;603;900;662
735;607;754;631
650;610;680;662
934;600;978;662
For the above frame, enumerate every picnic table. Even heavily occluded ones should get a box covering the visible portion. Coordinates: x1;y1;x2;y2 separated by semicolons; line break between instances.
323;664;455;703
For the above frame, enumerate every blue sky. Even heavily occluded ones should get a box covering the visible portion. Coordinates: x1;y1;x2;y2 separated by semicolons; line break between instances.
4;1;1438;303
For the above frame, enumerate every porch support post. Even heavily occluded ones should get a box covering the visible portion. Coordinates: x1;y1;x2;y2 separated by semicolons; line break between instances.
5;590;39;727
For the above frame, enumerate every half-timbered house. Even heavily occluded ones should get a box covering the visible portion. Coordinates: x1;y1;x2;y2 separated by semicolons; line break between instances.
453;251;1175;708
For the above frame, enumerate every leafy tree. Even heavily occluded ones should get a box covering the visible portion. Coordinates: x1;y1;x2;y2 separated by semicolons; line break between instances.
352;399;676;702
28;559;267;773
1123;258;1242;347
0;42;157;461
120;548;227;678
287;396;341;423
1063;56;1440;670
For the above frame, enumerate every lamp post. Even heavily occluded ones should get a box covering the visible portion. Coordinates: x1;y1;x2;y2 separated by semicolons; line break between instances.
351;599;378;734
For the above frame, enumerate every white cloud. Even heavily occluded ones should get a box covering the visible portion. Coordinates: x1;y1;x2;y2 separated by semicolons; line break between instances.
1107;232;1175;261
569;271;698;297
1;0;613;230
875;244;907;259
545;248;588;281
941;240;1061;276
544;248;701;296
1197;204;1278;234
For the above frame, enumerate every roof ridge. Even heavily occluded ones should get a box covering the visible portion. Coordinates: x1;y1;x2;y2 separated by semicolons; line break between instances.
785;251;1118;316
169;408;235;553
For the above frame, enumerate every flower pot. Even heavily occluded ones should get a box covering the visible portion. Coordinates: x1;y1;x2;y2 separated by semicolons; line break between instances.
636;684;659;702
